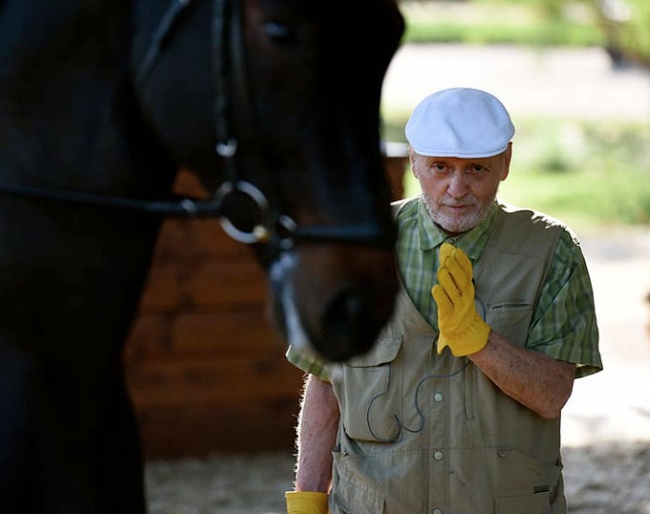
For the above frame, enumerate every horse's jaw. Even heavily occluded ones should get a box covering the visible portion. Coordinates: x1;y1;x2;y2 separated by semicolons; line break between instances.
268;252;314;357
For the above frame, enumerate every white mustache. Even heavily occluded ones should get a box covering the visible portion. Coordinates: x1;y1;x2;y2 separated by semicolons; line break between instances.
440;195;478;207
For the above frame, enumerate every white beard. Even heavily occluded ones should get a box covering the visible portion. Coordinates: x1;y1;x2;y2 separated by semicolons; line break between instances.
421;192;496;234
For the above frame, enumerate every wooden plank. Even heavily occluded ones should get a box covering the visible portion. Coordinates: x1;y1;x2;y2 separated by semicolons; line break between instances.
169;310;283;354
187;259;267;308
137;258;267;314
127;310;284;360
127;354;304;408
136;400;300;457
154;218;245;261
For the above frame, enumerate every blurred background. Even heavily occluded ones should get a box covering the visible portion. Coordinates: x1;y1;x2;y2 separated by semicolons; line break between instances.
138;1;650;512
381;0;650;232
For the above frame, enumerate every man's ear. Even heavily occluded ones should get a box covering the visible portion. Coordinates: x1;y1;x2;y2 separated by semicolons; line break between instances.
500;143;513;180
408;146;420;179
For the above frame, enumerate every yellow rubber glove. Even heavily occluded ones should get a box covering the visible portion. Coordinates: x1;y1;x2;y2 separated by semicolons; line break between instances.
285;491;329;514
431;243;490;356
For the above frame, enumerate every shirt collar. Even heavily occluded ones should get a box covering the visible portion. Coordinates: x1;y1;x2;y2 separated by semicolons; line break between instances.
417;197;498;261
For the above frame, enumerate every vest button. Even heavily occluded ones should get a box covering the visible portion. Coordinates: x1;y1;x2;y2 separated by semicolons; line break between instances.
433;451;444;461
434;392;444;402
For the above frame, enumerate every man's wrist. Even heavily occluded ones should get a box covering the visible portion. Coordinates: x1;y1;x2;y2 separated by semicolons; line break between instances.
439;319;490;357
285;491;328;514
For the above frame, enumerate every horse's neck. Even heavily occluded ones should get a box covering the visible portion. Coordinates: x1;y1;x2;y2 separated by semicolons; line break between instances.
0;1;177;195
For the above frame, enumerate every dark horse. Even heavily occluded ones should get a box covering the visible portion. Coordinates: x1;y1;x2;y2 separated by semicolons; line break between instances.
0;0;404;512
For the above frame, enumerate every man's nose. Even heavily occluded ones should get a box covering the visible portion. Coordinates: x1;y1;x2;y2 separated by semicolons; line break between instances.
447;171;469;198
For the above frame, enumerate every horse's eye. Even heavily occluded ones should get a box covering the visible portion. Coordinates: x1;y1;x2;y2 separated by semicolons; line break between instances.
264;22;296;45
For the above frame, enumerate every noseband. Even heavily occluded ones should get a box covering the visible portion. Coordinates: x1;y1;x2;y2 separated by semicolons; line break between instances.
0;0;395;251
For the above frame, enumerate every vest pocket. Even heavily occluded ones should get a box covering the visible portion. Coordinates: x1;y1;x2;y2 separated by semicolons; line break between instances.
331;450;385;514
495;487;551;514
493;448;562;514
334;337;402;442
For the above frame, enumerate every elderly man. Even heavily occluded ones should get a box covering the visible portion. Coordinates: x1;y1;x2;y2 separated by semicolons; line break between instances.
285;87;602;514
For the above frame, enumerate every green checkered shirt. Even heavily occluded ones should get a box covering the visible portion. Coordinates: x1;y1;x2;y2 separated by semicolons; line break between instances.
287;196;602;380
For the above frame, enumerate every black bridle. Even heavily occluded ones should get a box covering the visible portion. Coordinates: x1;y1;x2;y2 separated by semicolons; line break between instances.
0;0;394;251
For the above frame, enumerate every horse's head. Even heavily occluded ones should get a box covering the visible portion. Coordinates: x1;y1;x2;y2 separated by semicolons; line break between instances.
134;0;404;362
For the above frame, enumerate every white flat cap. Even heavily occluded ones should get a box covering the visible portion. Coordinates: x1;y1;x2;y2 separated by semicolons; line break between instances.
405;87;515;158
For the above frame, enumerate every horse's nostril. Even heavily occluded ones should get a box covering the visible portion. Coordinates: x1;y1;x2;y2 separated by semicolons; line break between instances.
320;286;376;361
325;290;366;340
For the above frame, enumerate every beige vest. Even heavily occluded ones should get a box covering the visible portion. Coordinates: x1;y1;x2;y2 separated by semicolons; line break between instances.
328;203;567;514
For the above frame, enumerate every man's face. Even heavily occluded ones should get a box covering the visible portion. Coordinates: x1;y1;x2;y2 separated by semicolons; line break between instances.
410;145;511;235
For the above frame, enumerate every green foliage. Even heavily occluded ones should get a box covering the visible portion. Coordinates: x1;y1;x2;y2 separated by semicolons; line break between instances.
503;119;650;228
607;0;650;66
399;0;650;67
400;0;605;47
497;166;650;229
384;115;650;230
404;17;603;47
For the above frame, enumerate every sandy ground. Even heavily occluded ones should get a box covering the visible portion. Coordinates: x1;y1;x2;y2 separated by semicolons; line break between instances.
145;440;650;514
145;44;650;513
563;228;650;448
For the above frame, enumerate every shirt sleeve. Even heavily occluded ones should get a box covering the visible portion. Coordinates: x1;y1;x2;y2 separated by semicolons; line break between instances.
285;344;331;381
527;228;603;378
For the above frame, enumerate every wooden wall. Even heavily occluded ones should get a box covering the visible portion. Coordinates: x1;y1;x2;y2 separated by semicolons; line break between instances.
125;149;408;458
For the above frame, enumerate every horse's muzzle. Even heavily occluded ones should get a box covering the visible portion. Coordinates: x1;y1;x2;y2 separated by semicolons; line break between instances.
268;247;398;363
319;283;382;361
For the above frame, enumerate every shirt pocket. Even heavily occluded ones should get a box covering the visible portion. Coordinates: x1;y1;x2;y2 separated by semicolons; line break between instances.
333;337;402;442
486;303;534;348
